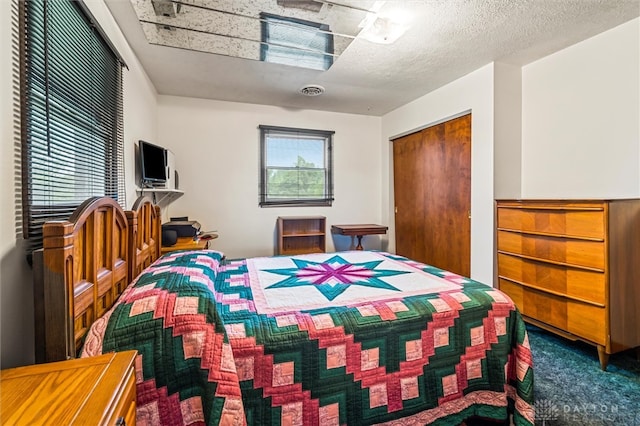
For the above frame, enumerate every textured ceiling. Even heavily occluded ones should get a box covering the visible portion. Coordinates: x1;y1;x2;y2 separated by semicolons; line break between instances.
105;0;640;116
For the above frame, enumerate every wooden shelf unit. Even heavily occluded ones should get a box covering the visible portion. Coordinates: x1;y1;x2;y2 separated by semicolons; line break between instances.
496;199;640;370
277;216;326;255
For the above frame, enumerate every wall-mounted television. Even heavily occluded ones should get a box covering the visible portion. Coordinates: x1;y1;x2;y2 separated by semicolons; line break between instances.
139;140;167;186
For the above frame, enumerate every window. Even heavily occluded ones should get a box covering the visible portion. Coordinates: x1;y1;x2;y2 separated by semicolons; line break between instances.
21;0;126;256
259;125;334;207
260;13;334;71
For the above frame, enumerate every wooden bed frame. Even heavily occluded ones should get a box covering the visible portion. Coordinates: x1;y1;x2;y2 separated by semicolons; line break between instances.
33;196;161;363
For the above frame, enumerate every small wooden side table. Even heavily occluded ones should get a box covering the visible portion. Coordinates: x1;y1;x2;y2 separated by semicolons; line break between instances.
161;234;218;254
331;224;388;250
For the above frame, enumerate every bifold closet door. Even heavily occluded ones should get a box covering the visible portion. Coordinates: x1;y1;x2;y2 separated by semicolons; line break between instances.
393;113;471;277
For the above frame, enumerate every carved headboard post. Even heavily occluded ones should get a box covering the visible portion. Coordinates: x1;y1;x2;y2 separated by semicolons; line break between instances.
128;197;162;282
152;204;161;259
126;209;138;284
39;220;76;363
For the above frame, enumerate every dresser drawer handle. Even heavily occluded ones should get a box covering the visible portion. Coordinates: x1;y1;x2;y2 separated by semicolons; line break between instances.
115;417;126;426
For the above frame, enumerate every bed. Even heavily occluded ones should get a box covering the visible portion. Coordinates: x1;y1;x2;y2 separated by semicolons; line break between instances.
35;197;534;425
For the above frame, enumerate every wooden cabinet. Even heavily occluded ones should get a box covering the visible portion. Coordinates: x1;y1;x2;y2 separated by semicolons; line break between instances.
1;351;137;425
496;199;640;370
277;216;326;255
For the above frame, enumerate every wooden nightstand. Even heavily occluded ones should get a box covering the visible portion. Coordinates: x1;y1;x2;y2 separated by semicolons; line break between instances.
161;235;217;254
1;351;137;425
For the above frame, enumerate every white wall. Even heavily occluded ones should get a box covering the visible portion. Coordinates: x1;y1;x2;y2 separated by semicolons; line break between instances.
494;62;522;200
381;64;496;286
0;0;158;368
522;18;640;198
156;96;383;259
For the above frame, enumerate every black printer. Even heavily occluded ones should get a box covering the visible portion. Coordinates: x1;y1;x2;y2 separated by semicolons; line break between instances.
161;218;201;246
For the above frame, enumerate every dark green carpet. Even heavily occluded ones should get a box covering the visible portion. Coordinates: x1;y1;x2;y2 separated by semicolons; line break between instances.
527;325;640;425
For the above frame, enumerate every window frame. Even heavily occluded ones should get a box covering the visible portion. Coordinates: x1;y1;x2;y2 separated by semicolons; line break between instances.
259;125;335;207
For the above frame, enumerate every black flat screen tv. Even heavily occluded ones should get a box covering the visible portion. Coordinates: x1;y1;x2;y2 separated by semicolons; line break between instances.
139;140;167;185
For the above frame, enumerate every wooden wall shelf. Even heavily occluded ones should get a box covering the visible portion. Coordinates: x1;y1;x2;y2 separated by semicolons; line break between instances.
277;216;326;255
136;188;184;207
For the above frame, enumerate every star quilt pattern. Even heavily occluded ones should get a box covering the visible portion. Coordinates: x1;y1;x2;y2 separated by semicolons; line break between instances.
82;250;534;425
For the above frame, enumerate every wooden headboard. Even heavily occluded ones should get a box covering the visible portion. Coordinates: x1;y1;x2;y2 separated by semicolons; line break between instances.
34;196;162;363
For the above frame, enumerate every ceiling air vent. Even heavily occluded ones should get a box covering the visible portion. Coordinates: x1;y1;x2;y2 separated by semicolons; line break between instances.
299;84;325;96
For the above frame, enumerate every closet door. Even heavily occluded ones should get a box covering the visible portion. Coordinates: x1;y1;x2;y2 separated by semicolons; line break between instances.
393;114;471;276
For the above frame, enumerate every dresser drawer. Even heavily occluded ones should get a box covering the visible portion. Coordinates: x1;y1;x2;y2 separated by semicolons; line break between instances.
107;363;137;426
497;204;605;239
498;278;606;345
497;253;605;305
497;230;605;270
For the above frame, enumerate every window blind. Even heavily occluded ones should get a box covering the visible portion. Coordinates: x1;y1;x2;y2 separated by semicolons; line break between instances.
21;0;125;257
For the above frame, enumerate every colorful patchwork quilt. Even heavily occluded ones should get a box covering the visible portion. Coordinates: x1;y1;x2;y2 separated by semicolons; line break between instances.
81;250;534;425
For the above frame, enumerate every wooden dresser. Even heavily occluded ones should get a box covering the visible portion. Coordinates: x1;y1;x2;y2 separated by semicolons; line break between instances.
496;199;640;370
1;351;137;425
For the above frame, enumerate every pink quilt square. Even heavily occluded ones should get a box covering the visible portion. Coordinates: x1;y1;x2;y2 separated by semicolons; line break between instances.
357;305;379;317
429;298;452;312
180;397;204;424
361;348;379;371
319;403;339;426
281;402;303;426
174;296;199;316
494;316;507;336
470;325;485;346
369;383;388;408
236;356;254;381
466;358;483;379
312;314;335;330
225;323;246;338
275;314;298;328
326;344;346;369
405;339;423;361
386;300;409;313
182;330;205;359
434;327;449;348
273;361;295;387
130;296;157;317
401;376;420;400
442;374;459;396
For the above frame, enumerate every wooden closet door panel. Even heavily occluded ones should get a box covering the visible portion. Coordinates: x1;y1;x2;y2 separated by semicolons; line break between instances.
393;131;425;261
393;114;471;276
